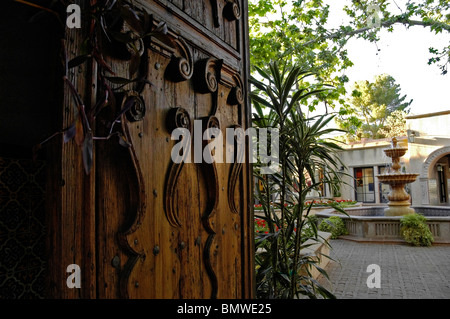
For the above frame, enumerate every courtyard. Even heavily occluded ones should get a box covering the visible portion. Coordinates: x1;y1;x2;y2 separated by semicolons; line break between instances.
316;239;450;299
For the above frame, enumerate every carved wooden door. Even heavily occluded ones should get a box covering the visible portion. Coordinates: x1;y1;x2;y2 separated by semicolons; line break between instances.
93;0;253;299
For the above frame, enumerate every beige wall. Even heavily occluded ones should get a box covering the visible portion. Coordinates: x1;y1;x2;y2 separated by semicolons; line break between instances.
336;111;450;207
406;111;450;206
338;137;410;204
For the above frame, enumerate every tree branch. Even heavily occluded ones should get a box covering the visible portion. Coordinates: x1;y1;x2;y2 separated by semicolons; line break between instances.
300;16;450;47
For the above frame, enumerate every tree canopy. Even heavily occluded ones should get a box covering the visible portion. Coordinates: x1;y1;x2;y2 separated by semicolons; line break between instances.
335;74;412;140
249;0;450;114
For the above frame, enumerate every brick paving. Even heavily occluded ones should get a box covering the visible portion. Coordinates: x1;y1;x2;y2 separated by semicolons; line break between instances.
316;239;450;299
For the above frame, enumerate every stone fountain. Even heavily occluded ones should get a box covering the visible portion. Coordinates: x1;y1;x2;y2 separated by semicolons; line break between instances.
315;138;450;243
376;137;419;216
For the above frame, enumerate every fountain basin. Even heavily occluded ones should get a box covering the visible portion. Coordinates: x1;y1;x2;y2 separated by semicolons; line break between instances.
315;206;450;244
383;147;408;159
376;173;420;185
375;137;419;216
376;173;420;216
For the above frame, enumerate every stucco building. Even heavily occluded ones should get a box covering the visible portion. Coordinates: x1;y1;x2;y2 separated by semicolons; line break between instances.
337;110;450;207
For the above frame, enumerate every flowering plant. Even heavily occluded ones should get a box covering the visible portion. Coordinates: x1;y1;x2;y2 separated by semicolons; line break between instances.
255;218;269;233
255;217;290;234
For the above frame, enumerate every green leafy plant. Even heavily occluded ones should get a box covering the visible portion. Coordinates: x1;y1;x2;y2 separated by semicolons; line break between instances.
330;173;342;198
251;60;348;299
307;214;319;228
318;216;348;239
400;213;434;247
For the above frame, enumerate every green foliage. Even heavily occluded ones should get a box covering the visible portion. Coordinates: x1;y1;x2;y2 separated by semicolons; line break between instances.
302;216;319;241
307;214;319;228
378;110;408;138
249;0;450;115
335;74;412;140
400;214;434;247
249;0;351;113
318;216;348;239
252;61;346;299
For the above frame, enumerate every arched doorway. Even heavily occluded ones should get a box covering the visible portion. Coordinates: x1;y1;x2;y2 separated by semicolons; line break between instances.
420;147;450;206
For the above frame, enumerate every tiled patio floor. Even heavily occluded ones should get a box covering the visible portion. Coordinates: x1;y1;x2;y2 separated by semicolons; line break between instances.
316;239;450;299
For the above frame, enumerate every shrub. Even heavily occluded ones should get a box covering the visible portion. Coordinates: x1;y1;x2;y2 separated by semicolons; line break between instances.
400;213;434;246
318;216;348;239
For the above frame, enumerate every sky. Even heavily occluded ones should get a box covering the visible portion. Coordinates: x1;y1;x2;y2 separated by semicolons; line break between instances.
325;0;450;116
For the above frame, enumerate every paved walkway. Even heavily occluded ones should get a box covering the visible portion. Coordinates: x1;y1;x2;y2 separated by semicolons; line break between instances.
315;239;450;299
